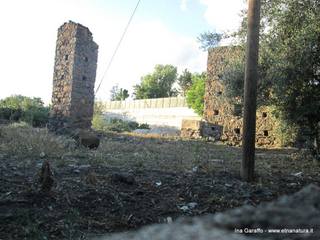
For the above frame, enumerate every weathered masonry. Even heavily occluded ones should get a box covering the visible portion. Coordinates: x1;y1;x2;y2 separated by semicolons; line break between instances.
204;47;277;147
50;21;98;131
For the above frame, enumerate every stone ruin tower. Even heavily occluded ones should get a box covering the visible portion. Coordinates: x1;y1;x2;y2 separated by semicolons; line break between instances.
50;21;98;131
204;46;277;147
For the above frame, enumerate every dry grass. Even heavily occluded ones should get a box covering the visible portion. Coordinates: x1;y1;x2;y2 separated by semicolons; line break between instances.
0;123;243;175
0;122;75;160
94;135;241;172
1;123;320;239
0;122;317;177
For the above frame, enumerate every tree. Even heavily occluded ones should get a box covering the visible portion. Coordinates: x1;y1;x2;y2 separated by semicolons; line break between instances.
264;0;320;159
177;69;193;96
0;95;49;127
186;73;206;116
110;85;129;101
197;32;223;51
220;46;272;106
133;64;178;99
203;0;320;159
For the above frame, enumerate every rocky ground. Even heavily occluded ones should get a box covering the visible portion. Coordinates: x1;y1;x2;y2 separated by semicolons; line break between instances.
0;123;319;239
98;185;320;240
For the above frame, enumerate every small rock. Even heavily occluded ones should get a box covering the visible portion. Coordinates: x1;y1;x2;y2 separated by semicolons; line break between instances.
292;172;303;177
187;202;198;209
179;205;189;212
133;152;139;157
111;173;135;185
78;164;91;169
289;182;298;186
179;202;198;212
209;159;224;164
73;129;100;149
86;171;98;185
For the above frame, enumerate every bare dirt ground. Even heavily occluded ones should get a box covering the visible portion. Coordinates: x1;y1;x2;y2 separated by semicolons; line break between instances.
0;124;319;239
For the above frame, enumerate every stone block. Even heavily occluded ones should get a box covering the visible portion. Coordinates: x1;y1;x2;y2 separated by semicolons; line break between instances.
181;120;222;140
181;119;202;130
72;129;100;149
202;123;223;139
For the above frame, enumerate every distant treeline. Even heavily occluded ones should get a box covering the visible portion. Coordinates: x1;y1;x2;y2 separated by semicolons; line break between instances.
0;95;49;127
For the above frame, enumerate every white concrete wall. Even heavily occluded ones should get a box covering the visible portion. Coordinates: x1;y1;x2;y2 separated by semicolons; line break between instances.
101;97;202;129
103;107;201;129
103;97;188;110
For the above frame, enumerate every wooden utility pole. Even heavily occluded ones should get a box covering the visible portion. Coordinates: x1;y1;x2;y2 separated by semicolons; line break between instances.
241;0;261;182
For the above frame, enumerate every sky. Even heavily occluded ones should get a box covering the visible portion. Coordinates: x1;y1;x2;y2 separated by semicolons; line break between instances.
0;0;246;104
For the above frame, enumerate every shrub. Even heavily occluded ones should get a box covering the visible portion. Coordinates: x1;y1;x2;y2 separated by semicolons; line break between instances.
92;114;149;133
105;118;132;132
92;114;107;132
138;123;150;129
186;73;206;116
269;106;299;147
0;95;49;127
93;101;105;115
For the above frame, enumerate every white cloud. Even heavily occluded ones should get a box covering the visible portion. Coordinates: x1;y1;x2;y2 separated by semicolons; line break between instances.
0;0;207;103
199;0;246;32
95;20;207;100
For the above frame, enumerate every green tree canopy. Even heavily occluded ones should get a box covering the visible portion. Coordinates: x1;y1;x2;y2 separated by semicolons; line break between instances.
263;0;320;157
197;31;223;51
0;95;44;109
133;64;178;99
186;73;206;116
200;0;320;157
177;69;193;96
0;95;49;127
110;85;129;101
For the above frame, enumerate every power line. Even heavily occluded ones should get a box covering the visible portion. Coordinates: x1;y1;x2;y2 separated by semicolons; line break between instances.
95;0;141;94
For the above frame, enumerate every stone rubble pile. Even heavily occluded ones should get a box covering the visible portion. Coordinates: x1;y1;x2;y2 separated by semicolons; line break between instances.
94;184;320;240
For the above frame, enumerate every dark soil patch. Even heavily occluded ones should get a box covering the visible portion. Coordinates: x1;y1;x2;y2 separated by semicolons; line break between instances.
0;133;319;239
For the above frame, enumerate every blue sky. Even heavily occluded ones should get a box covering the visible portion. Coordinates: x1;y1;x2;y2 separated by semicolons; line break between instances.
135;0;212;35
87;0;211;35
0;0;246;103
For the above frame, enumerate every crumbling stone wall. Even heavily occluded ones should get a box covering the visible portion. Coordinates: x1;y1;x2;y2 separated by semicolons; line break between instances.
181;119;222;140
204;47;277;146
50;21;98;131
